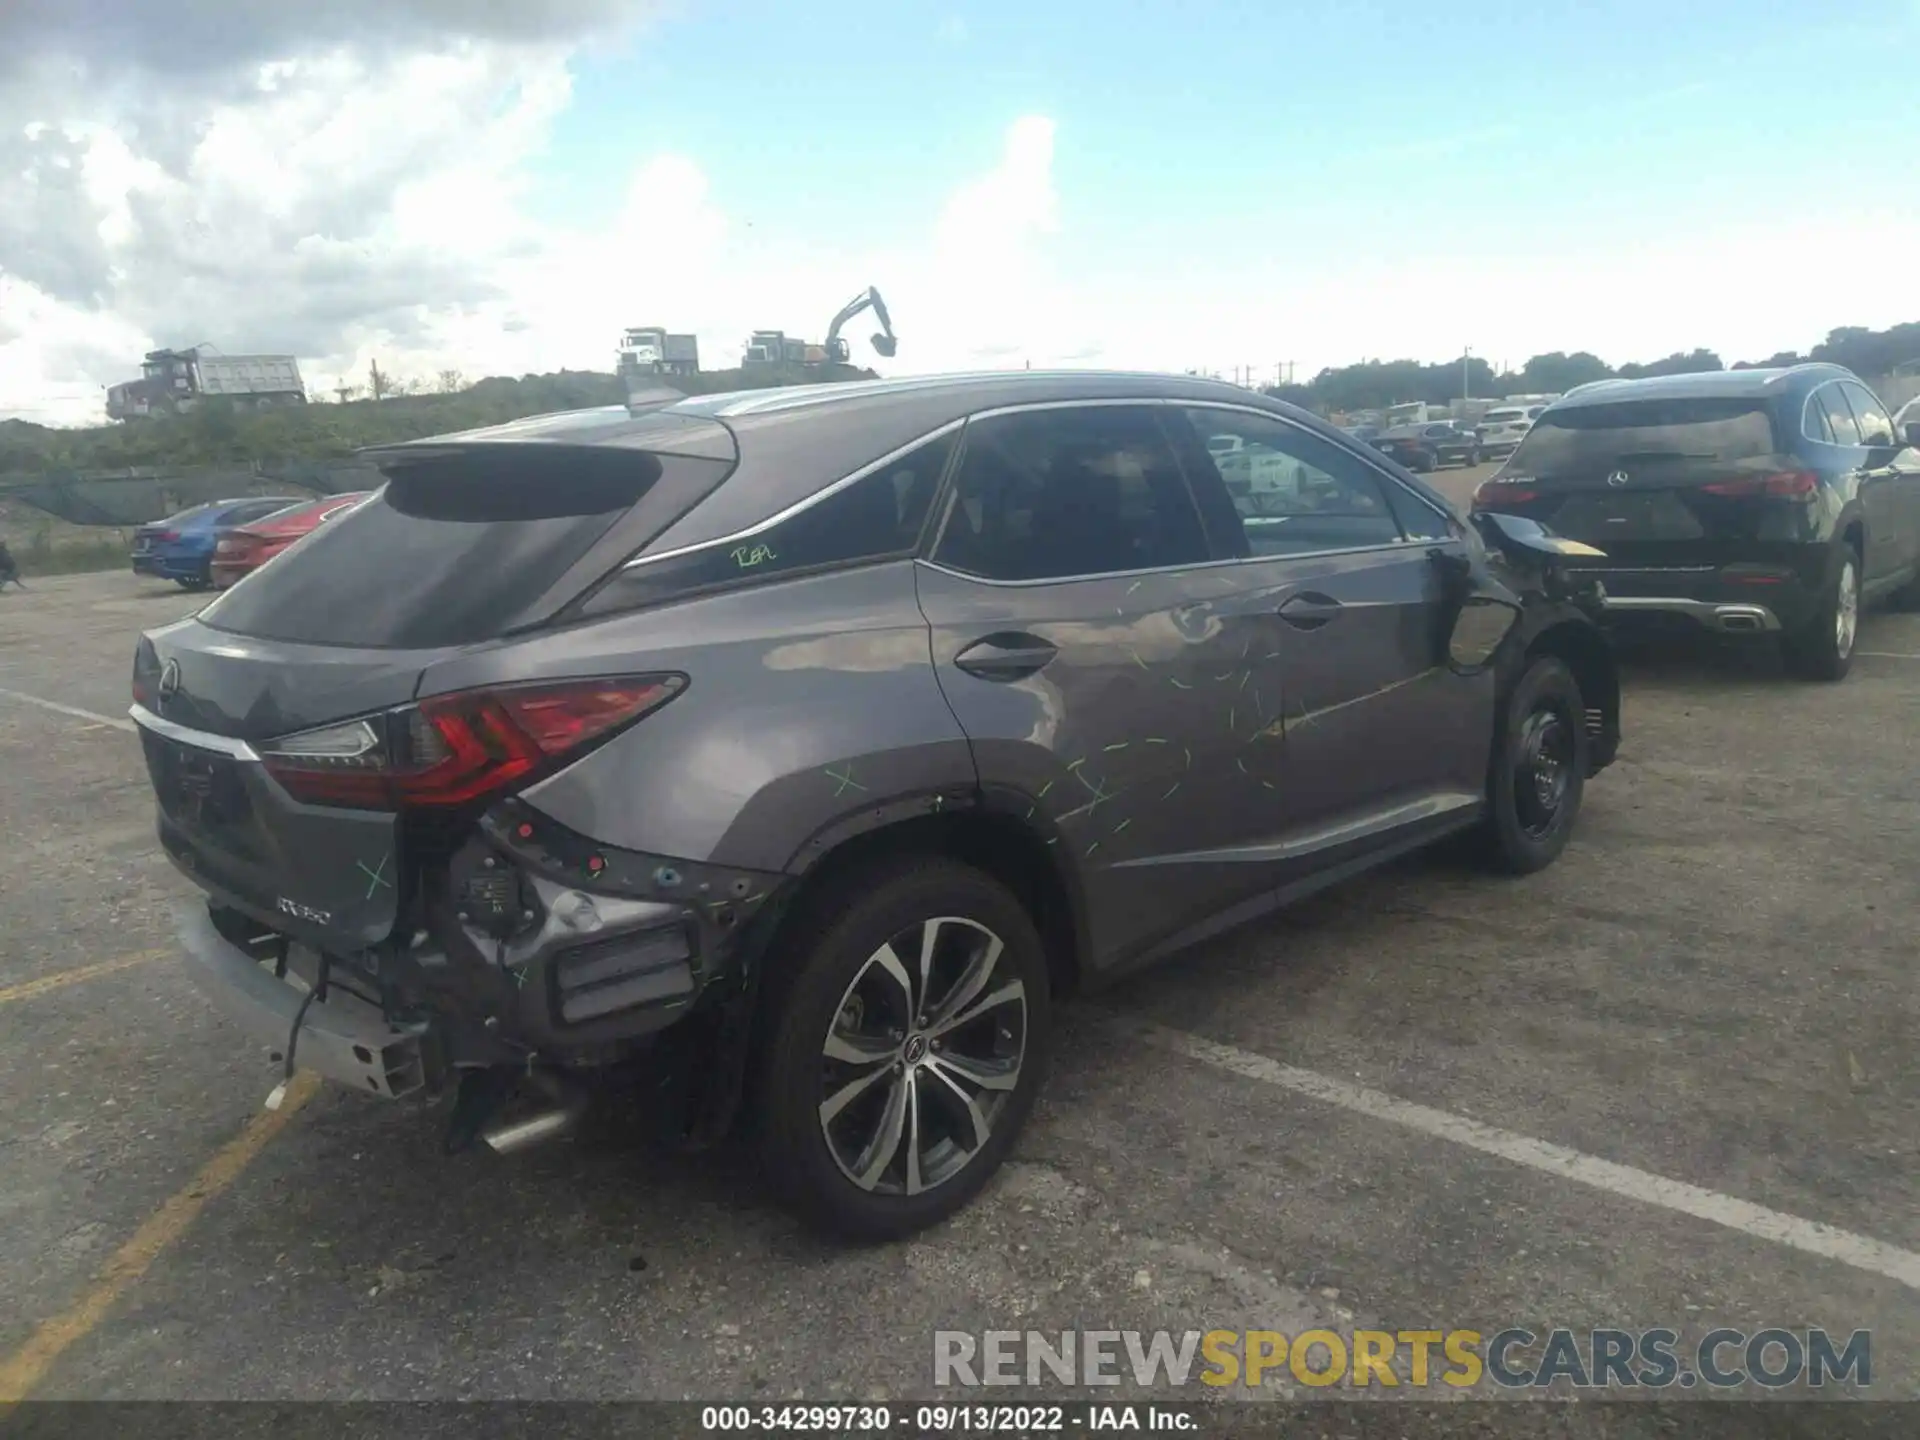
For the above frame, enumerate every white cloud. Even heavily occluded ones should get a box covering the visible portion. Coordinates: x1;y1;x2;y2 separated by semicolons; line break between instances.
6;3;1915;430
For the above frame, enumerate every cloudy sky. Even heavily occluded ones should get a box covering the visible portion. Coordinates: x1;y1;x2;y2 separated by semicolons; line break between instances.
3;0;1918;424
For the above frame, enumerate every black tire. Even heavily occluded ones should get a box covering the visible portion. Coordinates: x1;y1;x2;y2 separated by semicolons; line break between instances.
176;574;210;591
1782;543;1858;682
1480;655;1588;875
756;857;1052;1240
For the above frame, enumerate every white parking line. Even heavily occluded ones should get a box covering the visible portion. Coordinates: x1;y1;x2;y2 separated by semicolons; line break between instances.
1108;1015;1920;1293
0;687;136;734
1859;651;1920;661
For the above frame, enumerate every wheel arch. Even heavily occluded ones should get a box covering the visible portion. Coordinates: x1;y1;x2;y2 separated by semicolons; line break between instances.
772;802;1088;1004
1521;618;1619;772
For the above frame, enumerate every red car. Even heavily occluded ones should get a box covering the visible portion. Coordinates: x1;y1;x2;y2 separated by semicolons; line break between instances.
210;492;370;589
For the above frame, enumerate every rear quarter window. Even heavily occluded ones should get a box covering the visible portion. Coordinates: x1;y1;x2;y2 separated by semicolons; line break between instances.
200;449;673;648
576;430;956;617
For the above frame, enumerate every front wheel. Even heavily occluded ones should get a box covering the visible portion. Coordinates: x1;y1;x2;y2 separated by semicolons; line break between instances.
1782;544;1858;682
1479;655;1589;875
757;859;1052;1240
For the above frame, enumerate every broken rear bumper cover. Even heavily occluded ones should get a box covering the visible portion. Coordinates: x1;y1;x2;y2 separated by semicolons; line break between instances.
178;902;431;1098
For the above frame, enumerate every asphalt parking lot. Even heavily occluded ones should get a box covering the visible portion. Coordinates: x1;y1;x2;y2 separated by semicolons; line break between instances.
2;471;1917;1426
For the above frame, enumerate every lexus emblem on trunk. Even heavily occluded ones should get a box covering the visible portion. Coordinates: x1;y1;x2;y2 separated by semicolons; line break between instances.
1606;470;1630;488
157;659;181;705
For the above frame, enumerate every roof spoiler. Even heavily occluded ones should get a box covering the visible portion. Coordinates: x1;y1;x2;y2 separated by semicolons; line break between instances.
625;384;686;414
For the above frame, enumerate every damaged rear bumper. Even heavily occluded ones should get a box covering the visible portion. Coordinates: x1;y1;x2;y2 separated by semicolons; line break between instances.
177;902;431;1098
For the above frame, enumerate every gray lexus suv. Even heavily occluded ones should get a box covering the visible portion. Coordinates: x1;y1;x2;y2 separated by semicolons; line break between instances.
132;372;1620;1238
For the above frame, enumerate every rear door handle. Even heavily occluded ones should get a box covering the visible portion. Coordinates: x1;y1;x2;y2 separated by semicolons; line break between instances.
953;632;1058;681
1277;593;1343;630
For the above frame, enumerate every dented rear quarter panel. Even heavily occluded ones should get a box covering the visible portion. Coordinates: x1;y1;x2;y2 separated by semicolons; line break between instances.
418;562;976;874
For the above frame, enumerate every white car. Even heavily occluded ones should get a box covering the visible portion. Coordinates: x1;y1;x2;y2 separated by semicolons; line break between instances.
1895;395;1920;441
1476;404;1549;459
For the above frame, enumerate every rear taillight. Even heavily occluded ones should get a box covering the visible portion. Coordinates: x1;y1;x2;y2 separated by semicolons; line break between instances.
259;676;686;810
1701;470;1819;498
154;529;179;542
1471;483;1537;509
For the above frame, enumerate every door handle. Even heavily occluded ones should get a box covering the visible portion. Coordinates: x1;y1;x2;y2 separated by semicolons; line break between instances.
1277;592;1343;630
953;632;1058;681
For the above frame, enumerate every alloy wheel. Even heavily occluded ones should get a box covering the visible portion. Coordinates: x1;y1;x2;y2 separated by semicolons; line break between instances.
818;916;1027;1197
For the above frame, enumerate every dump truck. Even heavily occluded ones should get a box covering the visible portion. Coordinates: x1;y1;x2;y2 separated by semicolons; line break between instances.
616;328;700;379
106;348;307;420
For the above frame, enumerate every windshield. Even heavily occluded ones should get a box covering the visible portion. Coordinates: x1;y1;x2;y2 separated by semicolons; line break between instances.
1507;397;1781;472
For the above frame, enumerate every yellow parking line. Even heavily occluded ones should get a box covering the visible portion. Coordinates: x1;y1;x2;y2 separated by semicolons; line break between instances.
0;950;169;1009
0;1071;321;1404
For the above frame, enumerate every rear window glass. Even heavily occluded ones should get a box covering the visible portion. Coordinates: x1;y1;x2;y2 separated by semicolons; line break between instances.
579;432;955;617
1508;398;1780;472
200;450;666;648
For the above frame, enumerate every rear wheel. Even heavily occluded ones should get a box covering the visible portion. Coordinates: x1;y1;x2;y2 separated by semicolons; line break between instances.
1480;655;1588;875
1782;544;1858;682
757;858;1051;1240
176;571;211;592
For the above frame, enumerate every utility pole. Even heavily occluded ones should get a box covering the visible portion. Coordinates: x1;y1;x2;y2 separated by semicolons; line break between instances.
1462;347;1472;403
369;359;386;402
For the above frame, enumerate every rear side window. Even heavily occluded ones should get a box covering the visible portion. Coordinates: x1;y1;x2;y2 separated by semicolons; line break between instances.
932;406;1208;581
1815;386;1862;446
1509;398;1781;472
201;450;668;648
1802;394;1834;444
578;431;955;617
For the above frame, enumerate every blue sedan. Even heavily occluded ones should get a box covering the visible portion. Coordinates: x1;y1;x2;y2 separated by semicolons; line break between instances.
131;496;302;589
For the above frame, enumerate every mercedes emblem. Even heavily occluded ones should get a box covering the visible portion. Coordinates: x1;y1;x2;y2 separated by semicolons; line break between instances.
1606;470;1630;488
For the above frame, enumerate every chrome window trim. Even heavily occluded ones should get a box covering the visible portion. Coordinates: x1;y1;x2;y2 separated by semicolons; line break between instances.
1805;381;1862;449
621;394;1453;583
128;703;262;761
917;538;1427;590
921;396;1440;586
620;417;968;570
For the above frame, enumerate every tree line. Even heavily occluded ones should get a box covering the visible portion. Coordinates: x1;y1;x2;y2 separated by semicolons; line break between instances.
4;321;1916;477
1259;322;1920;415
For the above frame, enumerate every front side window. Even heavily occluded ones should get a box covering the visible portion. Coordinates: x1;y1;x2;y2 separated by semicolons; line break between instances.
932;407;1207;581
1175;408;1410;556
1842;383;1894;447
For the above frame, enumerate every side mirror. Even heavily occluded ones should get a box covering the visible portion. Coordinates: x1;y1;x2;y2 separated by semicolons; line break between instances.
1448;595;1522;673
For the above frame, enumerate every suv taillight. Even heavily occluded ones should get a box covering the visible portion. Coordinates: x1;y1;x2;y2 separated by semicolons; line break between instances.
1700;471;1819;498
259;676;686;810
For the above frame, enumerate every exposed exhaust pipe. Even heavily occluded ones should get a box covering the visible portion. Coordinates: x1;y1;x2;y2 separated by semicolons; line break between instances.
478;1071;589;1156
482;1106;581;1154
